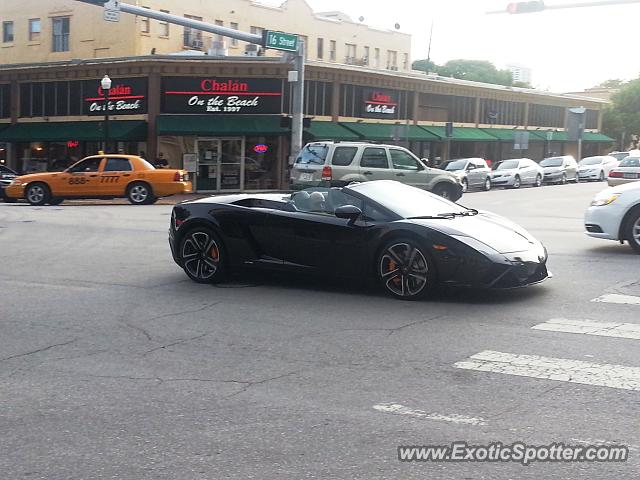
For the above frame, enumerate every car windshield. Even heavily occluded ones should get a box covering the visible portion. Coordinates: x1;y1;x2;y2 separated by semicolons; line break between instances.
496;160;520;170
296;144;328;165
619;157;640;167
540;158;563;167
610;152;629;161
445;159;468;171
579;157;603;166
347;180;471;219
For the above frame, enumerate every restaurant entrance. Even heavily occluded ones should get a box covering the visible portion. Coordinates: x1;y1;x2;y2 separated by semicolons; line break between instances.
195;137;245;191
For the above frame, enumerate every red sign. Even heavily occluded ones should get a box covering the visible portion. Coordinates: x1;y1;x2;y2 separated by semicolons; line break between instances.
253;144;269;154
67;140;80;148
362;88;399;119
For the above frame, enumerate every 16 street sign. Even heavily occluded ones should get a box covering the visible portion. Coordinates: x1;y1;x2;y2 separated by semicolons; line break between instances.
264;31;298;52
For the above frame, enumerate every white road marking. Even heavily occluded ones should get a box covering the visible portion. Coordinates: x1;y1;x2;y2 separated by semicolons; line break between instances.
591;294;640;306
532;318;640;340
570;438;640;452
373;403;487;426
454;351;640;392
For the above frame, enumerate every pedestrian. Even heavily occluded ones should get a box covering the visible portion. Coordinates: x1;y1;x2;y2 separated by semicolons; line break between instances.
154;152;169;169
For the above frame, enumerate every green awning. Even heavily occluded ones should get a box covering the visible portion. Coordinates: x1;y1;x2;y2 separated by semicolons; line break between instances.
0;121;147;142
339;122;440;141
583;132;615;143
305;121;360;141
157;115;288;136
481;128;545;142
532;130;568;142
422;126;498;142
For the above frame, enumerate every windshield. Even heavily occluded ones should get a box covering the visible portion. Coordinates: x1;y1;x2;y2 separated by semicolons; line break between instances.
610;152;629;161
445;159;468;171
540;157;563;167
579;157;603;166
347;180;468;219
496;160;520;170
619;157;640;167
296;144;328;165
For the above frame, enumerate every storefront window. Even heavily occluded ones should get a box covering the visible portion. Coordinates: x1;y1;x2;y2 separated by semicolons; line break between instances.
245;137;279;190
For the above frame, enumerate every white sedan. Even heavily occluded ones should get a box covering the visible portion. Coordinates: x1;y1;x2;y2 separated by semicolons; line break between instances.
584;181;640;254
577;155;619;182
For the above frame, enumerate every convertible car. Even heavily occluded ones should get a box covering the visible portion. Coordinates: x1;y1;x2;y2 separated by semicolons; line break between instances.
169;181;550;300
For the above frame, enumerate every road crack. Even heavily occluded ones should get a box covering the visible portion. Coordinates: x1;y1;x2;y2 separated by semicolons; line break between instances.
0;338;78;362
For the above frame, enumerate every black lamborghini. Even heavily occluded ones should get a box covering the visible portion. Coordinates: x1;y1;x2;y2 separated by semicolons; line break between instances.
169;180;550;300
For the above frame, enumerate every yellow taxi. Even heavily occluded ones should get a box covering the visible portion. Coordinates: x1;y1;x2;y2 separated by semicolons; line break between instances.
5;155;192;205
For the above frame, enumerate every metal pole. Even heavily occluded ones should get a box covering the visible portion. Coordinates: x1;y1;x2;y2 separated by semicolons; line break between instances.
290;39;305;164
76;1;263;45
104;89;110;152
426;20;434;71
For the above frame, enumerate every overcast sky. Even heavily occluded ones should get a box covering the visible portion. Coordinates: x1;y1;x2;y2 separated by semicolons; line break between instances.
269;0;640;92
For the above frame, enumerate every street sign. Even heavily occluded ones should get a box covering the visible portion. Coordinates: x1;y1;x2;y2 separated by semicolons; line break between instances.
264;31;299;52
103;0;120;22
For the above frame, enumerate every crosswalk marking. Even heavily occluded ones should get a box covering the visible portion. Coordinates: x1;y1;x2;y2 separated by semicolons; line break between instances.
591;293;640;306
373;403;487;426
532;318;640;340
454;351;640;392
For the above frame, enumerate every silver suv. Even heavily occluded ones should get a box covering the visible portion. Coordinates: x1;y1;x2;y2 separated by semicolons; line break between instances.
291;142;463;201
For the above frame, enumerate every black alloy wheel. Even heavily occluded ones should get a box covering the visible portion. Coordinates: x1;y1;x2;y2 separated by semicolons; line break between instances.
433;184;455;200
179;227;226;284
378;239;435;300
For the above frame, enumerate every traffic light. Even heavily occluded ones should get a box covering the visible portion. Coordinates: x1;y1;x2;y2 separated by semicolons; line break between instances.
507;1;545;14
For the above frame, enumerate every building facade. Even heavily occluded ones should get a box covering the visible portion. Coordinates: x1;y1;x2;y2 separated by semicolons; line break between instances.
506;65;533;85
0;0;412;72
0;55;612;192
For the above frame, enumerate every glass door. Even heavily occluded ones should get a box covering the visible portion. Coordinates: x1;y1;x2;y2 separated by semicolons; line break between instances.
219;138;244;191
196;139;220;191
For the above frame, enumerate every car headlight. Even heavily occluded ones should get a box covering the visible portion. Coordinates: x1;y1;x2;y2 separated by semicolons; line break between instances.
591;193;620;206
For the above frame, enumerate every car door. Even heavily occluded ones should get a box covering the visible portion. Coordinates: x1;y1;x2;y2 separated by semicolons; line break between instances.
469;161;486;187
57;157;104;197
99;157;134;196
359;147;395;181
475;160;491;186
524;160;537;184
389;148;427;187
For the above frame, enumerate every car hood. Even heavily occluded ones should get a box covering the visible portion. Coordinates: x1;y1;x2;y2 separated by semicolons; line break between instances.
602;181;640;195
410;211;540;254
492;168;517;175
10;171;59;182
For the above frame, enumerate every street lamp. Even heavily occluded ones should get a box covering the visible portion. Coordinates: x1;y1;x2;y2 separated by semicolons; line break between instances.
101;75;112;153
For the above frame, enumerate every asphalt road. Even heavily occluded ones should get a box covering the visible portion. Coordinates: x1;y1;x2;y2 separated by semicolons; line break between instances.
1;182;639;480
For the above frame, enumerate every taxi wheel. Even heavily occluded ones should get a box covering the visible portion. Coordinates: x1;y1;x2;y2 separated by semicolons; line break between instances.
49;198;64;206
25;183;51;206
179;226;227;284
127;182;155;205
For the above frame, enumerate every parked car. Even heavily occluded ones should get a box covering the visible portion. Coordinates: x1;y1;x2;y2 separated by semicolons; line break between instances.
608;156;640;187
585;181;640;254
0;165;18;202
170;180;550;299
291;142;463;201
490;158;544;189
4;155;192;206
608;150;640;162
444;158;492;192
577;156;619;182
540;155;578;184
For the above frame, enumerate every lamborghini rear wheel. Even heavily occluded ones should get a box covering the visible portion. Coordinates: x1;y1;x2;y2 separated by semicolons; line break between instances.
377;239;436;300
179;226;226;284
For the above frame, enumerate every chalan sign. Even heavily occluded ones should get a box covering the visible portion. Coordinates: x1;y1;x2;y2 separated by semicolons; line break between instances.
83;77;148;116
161;77;283;114
361;87;399;119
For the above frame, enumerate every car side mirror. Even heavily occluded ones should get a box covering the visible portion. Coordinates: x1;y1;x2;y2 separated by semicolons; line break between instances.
335;205;362;225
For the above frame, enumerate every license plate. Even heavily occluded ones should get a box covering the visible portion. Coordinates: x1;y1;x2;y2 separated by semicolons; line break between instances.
299;173;314;182
623;173;637;179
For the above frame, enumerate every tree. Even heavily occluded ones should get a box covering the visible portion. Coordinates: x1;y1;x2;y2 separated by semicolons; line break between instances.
602;78;640;145
411;58;516;87
440;59;514;86
597;79;625;89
